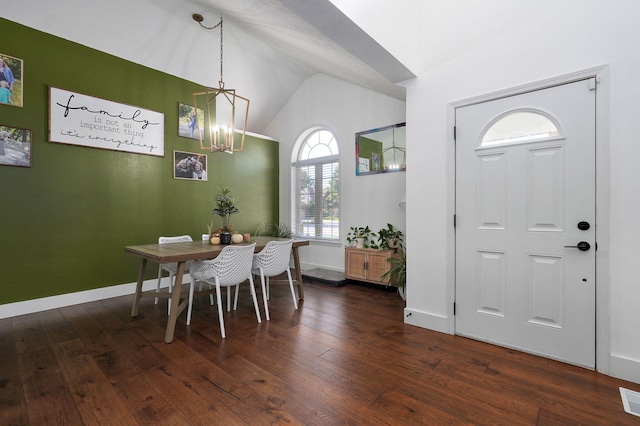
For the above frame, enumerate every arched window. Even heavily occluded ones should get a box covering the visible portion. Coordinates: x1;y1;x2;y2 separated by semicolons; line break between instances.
481;110;561;148
291;129;340;241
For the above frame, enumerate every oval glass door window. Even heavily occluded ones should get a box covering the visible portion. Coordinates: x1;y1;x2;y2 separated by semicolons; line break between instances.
481;110;561;147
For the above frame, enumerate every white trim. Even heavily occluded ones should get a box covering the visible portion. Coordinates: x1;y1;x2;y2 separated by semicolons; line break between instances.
0;275;187;319
299;261;343;273
404;308;451;333
610;355;640;385
244;129;279;142
448;65;610;374
450;65;607;108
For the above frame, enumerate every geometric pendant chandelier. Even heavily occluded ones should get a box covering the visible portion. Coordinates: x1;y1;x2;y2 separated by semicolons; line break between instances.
192;13;250;153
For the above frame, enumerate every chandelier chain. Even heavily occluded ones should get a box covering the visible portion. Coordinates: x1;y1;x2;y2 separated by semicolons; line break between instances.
195;15;224;86
220;18;223;85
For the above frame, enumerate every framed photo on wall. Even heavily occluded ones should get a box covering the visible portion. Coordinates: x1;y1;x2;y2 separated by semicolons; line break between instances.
0;53;24;108
173;150;207;181
371;152;380;171
0;125;31;168
178;103;204;140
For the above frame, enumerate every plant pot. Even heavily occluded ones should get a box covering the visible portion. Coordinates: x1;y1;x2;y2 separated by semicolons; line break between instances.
209;235;221;245
231;233;244;244
355;237;365;248
220;232;231;245
398;286;406;301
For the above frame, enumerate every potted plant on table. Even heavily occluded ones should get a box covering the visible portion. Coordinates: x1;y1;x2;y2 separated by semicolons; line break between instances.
346;226;375;248
211;187;239;244
265;222;293;238
370;223;404;253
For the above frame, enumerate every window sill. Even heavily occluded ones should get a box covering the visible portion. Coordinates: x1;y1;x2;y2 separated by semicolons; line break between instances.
296;238;342;247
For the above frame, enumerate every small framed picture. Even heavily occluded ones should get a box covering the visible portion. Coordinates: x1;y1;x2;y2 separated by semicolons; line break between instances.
0;125;32;168
178;103;204;140
371;152;380;171
0;53;24;108
358;157;370;173
173;150;207;181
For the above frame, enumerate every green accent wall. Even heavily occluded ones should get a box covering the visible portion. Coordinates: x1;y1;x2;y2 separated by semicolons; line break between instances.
0;19;279;305
358;136;383;171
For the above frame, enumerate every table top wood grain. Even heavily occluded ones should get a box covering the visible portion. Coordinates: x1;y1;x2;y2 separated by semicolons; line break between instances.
125;236;309;263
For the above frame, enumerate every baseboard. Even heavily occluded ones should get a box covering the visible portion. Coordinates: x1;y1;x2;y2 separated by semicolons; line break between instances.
299;261;343;273
609;354;640;385
0;276;184;319
403;307;453;334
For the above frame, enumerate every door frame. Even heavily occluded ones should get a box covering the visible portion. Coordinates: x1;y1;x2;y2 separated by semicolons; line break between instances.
447;65;610;373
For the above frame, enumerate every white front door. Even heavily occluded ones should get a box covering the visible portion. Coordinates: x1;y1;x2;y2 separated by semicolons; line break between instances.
455;79;596;368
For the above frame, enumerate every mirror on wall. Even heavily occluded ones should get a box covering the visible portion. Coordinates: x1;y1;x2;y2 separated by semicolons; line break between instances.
355;122;406;175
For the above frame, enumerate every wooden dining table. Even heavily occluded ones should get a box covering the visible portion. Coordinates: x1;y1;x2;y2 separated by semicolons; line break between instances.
126;236;309;343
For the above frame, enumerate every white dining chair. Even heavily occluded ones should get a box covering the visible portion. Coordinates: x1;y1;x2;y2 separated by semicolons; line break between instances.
252;239;297;321
155;235;193;314
188;243;260;338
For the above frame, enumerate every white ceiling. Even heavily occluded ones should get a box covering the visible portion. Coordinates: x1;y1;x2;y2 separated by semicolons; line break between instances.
1;0;564;132
192;0;414;100
185;0;561;126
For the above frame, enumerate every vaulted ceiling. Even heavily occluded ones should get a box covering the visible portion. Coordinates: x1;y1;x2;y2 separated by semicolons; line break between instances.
191;0;415;100
184;0;557;130
2;0;559;133
189;0;552;93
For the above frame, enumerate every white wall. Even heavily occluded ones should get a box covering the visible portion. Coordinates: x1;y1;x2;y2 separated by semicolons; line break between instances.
265;73;406;271
404;1;640;383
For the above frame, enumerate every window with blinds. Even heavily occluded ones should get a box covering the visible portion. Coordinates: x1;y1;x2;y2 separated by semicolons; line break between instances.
291;130;340;241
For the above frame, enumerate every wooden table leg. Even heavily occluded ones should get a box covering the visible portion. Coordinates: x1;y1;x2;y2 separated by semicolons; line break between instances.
164;261;185;343
292;246;304;299
131;258;147;317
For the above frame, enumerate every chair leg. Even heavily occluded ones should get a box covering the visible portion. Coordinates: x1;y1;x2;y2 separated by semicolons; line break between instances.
233;284;240;310
248;275;262;323
186;279;196;325
286;268;298;310
167;272;175;315
198;281;215;306
155;265;163;305
215;280;226;339
226;287;231;312
260;273;270;321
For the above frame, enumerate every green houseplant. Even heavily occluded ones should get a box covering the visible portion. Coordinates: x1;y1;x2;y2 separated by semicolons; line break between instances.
253;222;293;238
380;249;406;301
211;187;239;242
346;226;375;248
371;223;404;253
266;222;293;238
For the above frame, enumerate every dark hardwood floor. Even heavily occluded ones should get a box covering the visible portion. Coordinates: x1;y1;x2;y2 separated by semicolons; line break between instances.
1;279;638;425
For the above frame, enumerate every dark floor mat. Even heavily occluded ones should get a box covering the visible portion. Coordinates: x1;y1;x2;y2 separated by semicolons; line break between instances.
301;268;348;287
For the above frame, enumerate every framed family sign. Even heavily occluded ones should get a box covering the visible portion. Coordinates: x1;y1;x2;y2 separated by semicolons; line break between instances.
49;87;165;157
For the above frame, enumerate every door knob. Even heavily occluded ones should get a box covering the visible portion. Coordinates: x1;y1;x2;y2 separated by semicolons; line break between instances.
564;241;591;251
